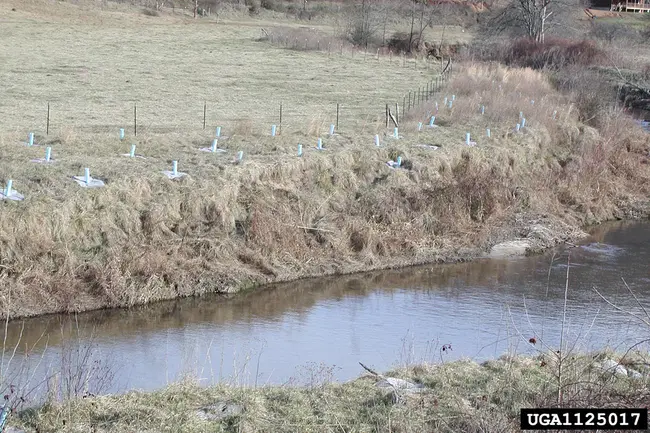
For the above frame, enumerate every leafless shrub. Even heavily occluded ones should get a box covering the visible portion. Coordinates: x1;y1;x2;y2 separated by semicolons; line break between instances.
257;25;349;53
589;20;640;43
0;325;50;424
260;0;284;12
246;0;261;14
287;362;341;389
345;1;381;48
49;335;116;402
552;65;616;125
507;38;606;70
386;32;416;54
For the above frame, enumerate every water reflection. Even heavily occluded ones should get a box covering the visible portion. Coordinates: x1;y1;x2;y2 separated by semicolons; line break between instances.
4;221;650;395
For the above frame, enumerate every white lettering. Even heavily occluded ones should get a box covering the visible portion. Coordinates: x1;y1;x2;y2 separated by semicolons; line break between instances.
539;414;550;426
527;414;539;426
609;413;618;426
574;411;583;426
549;414;563;426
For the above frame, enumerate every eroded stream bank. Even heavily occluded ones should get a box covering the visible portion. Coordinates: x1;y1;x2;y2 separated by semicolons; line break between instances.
4;221;649;396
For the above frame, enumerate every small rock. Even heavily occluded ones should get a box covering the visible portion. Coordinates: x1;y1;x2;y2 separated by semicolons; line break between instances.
376;377;424;392
601;359;628;376
196;401;244;421
488;240;531;258
5;427;27;433
628;369;643;379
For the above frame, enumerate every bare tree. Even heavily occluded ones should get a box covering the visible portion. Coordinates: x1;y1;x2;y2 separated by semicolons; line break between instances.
377;0;399;46
491;0;584;42
407;0;417;50
490;0;566;42
348;0;381;48
407;0;434;53
517;0;553;42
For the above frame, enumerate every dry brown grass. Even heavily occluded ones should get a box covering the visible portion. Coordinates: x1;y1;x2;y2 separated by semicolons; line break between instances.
407;62;650;218
0;3;649;319
1;60;648;319
259;25;350;52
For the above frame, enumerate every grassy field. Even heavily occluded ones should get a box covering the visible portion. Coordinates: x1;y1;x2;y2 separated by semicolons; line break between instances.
0;0;649;321
10;351;650;432
0;0;452;135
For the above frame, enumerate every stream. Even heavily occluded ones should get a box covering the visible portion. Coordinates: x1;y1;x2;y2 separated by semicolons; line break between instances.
2;221;649;399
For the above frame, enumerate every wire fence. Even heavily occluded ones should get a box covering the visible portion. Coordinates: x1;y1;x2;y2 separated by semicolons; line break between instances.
28;60;453;139
386;60;453;128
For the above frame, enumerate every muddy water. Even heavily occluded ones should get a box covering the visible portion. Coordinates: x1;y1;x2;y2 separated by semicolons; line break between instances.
3;222;650;397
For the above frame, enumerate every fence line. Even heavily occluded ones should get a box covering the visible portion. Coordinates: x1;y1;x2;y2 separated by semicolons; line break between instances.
2;64;456;202
386;60;453;128
31;67;452;138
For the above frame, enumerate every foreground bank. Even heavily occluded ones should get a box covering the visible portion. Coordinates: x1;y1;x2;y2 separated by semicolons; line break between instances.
0;63;649;320
9;351;650;432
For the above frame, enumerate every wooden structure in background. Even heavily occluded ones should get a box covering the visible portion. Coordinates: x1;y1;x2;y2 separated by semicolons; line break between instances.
611;0;650;12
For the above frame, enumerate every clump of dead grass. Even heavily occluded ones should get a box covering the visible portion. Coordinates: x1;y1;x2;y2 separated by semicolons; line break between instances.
507;38;607;70
231;117;254;138
305;114;328;136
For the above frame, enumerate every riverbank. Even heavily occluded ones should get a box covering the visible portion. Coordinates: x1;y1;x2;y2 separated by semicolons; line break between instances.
1;61;649;320
9;350;650;432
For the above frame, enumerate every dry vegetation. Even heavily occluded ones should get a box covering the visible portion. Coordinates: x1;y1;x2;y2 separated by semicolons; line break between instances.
1;56;649;319
0;1;648;322
0;1;649;432
10;351;650;432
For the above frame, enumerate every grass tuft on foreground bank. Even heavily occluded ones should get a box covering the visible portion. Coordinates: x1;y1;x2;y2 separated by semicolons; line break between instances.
11;351;650;432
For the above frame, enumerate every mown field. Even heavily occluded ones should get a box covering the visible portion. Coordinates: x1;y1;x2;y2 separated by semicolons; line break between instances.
0;1;444;135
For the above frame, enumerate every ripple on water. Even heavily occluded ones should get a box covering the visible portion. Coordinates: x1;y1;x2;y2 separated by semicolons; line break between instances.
2;222;649;395
576;242;625;258
552;242;625;270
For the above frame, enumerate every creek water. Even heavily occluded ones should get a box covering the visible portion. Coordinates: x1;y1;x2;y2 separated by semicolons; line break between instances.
3;221;650;398
632;108;649;132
